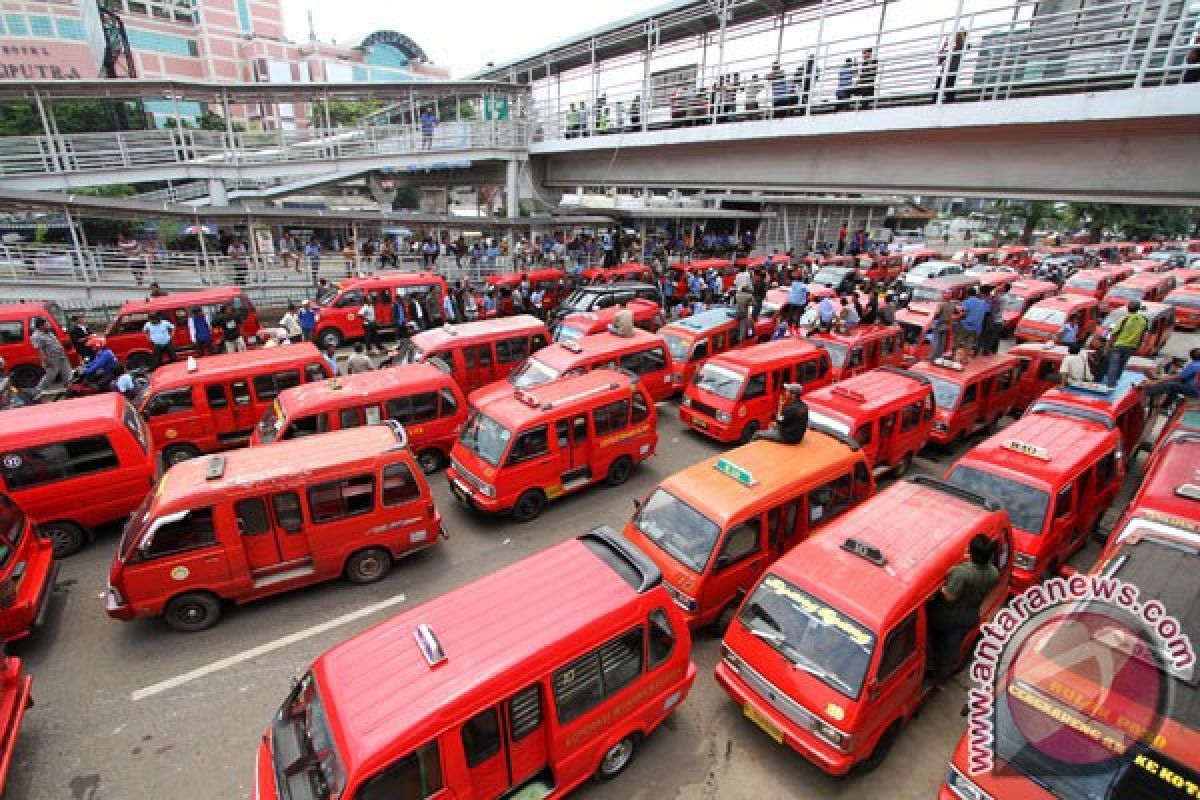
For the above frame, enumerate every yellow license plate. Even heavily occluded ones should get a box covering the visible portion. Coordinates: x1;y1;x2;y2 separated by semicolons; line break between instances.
744;704;783;743
693;418;708;430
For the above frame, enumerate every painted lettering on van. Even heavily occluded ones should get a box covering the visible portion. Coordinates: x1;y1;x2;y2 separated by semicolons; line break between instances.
562;666;686;749
598;423;652;449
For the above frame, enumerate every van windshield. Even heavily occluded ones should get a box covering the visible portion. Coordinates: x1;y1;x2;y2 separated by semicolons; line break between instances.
0;494;25;570
1067;277;1098;290
459;410;512;467
1107;286;1143;301
912;286;946;303
813;340;848;369
563;290;598;312
1002;293;1030;311
554;325;583;343
508;356;560;390
947;465;1049;533
272;671;346;800
118;493;154;562
633;488;721;574
1167;291;1200;309
662;332;690;364
315;285;339;307
693;363;744;401
739;574;876;700
1024;308;1066;326
925;375;962;410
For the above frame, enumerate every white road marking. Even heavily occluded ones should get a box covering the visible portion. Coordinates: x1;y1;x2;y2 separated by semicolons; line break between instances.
131;593;406;701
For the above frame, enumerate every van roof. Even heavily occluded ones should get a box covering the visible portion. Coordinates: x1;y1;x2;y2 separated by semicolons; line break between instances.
1102;301;1173;323
773;478;1004;631
275;362;452;413
1126;435;1200;531
1037;370;1145;416
908;353;1018;384
1030;294;1098;313
0;392;129;441
314;532;646;776
662;308;738;334
703;338;824;371
116;287;247;315
923;274;980;289
1070;269;1114;280
954;413;1118;491
534;330;662;370
1118;273;1173;289
809;323;902;347
337;272;444;291
804;368;929;416
1008;280;1059;295
410;316;546;350
659;430;863;529
0;301;55;317
143;344;324;390
156;425;406;510
479;369;635;427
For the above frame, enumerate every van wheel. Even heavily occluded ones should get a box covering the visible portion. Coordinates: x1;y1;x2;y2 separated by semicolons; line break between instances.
859;722;900;773
43;521;86;559
605;456;633;486
9;363;42;389
416;448;443;475
126;352;155;372
345;548;393;585
594;734;638;782
738;421;760;445
892;453;914;478
164;592;221;632
511;490;546;523
163;444;201;467
317;328;343;350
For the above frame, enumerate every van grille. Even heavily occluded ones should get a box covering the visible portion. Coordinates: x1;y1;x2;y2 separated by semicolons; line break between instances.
690;400;718;419
451;457;488;493
725;652;818;732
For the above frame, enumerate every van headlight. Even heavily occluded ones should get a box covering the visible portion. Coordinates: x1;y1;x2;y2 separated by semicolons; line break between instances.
1014;552;1037;571
664;582;697;612
716;411;732;424
480;483;496;498
813;720;851;751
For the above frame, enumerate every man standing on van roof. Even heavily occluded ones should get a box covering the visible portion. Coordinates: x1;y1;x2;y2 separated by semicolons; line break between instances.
610;301;635;337
1104;300;1148;387
31;317;72;400
1059;341;1094;383
930;534;998;689
215;305;245;354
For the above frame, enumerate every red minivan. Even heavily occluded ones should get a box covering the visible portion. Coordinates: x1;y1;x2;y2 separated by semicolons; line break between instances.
486;268;567;315
0;301;76;387
907;354;1021;445
0;493;56;642
314;272;448;349
808;324;906;382
104;287;260;370
553;299;664;342
0;649;31;797
400;316;549;395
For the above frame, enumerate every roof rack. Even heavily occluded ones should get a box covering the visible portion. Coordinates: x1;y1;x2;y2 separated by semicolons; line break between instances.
909;475;998;512
560;339;583;353
832;386;866;403
842;537;887;566
877;364;931;385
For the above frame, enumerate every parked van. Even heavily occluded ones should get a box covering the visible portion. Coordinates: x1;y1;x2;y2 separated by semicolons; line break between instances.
253;527;697;799
1009;342;1070;411
894;304;954;364
104;287;260;370
0;302;76;387
997;279;1059;334
902;260;963;290
809;324;907;381
486;268;567;316
1105;432;1198;557
553;299;664;342
1027;372;1148;458
680;339;833;443
717;476;1012;774
579;262;656;285
1093;301;1175;356
253;362;466;474
1101;273;1174;311
909;274;980;307
623;425;873;630
138;344;331;465
855;253;905;284
107;424;441;631
947;413;1123;590
549;283;663;327
659;308;767;385
669;258;738;295
0;492;56;642
498;329;679;403
1014;294;1100;344
1062;268;1119;300
314;272;448;349
804;367;935;475
400;316;549;395
1165;285;1200;330
0;394;155;556
448;370;657;522
907;354;1021;445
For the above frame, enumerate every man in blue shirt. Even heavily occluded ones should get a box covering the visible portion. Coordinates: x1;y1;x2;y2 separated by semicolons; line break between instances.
958;288;989;356
818;295;835;330
1145;348;1200;408
420;109;436;150
82;339;119;386
298;301;319;342
143;313;176;366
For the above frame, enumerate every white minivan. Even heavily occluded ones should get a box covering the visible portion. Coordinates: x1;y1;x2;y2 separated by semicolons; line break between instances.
902;259;963;289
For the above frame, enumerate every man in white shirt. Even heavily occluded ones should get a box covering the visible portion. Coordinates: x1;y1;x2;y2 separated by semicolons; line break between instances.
1059;342;1094;383
358;300;381;352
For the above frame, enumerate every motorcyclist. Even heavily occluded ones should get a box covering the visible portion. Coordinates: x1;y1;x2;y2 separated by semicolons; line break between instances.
81;337;120;388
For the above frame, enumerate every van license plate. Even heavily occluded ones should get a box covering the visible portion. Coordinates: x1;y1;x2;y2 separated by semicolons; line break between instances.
744;704;783;743
693;418;708;430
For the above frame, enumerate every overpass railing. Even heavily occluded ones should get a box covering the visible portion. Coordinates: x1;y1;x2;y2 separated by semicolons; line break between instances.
530;0;1196;141
0;119;532;177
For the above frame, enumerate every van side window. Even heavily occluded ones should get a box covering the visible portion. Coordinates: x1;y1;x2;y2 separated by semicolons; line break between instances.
853;422;873;446
961;383;978;406
253;370;301;401
691;340;709;361
997;369;1013;391
2;435;119;489
147;388;194;416
497;337;529;364
631;392;650;424
232;381;252;406
235;498;270;536
289;415;327;438
461;708;501;767
438;388;458;416
647;609;676;669
465;344;493;368
142;509;216;559
0;321;22;343
900;403;921;432
808;472;853;524
878;612;918;682
382;462;421;505
593;399;630;435
358;742;444;800
339;408;363;429
1096;451;1116;486
206;384;228;410
116;313;149;334
272;492;304;532
509;685;542;741
880;412;896;438
304;363;327;382
507;426;549;465
718;517;761;569
386;393;438;425
1054;483;1074;519
307;474;376;523
743;373;767;400
1036;359;1058;381
1014;357;1030;380
553;628;645;724
849;348;864;368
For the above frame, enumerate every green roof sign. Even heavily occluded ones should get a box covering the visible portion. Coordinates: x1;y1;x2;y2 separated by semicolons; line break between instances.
714;458;757;487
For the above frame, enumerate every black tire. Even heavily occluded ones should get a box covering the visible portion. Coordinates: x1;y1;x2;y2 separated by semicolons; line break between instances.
9;363;42;389
738;420;760;445
345;548;393;585
511;489;547;523
126;352;155;372
162;443;201;467
416;448;443;475
594;734;638;782
163;592;221;632
42;520;87;559
605;456;633;486
317;327;344;350
892;453;914;478
859;723;899;773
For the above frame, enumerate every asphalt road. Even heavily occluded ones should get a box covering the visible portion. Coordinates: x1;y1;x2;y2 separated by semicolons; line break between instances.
8;329;1197;800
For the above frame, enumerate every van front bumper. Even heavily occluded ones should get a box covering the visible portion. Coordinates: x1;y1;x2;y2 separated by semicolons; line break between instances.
446;469;504;513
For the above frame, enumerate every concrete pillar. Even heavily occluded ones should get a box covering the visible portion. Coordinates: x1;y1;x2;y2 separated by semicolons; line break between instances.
505;159;521;220
208;179;229;206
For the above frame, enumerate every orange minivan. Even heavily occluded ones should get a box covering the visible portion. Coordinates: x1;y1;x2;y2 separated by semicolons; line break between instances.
907;354;1021;445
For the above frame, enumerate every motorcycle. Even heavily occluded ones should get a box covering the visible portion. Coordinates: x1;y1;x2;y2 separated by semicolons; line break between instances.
63;365;149;400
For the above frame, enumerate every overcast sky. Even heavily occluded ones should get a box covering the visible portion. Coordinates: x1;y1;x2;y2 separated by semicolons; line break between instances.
282;0;669;77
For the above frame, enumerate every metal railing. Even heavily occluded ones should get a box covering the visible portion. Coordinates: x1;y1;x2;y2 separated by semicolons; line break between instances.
528;0;1196;141
0;119;532;177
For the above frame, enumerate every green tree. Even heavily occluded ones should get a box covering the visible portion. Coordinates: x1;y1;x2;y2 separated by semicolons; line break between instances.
310;99;384;128
1065;203;1198;241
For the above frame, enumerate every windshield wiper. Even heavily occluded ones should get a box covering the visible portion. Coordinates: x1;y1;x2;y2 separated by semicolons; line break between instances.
745;601;783;633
